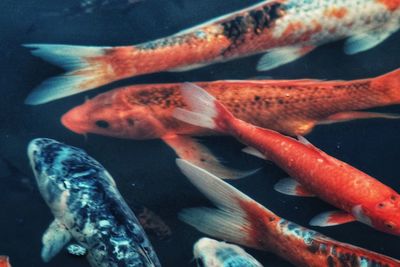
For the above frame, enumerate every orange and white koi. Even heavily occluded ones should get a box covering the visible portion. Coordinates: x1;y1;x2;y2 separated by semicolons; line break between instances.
61;69;400;179
173;83;400;236
177;159;400;267
24;0;400;104
0;256;11;267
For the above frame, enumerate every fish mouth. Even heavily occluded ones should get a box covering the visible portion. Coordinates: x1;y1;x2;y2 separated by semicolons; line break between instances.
61;107;91;135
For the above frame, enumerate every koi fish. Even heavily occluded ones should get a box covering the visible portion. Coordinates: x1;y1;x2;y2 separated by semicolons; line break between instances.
193;237;263;267
0;256;11;267
61;69;400;179
173;83;400;236
28;138;161;267
24;0;400;104
177;159;400;267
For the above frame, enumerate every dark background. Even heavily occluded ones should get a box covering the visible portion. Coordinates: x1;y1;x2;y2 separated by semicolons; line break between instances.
0;0;400;266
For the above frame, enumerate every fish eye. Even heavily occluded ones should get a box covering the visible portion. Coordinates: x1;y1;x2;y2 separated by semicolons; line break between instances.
95;120;110;129
126;118;135;126
385;222;395;229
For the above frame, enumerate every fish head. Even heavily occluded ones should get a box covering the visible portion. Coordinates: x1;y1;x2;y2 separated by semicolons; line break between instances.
61;92;164;139
193;237;261;267
27;138;108;216
353;196;400;236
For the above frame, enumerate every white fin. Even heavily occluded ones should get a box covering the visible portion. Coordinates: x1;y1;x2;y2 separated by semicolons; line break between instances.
173;82;236;135
169;62;211;72
352;205;373;226
173;83;218;129
344;31;392;55
177;159;274;249
23;44;112;105
318;111;400;125
41;219;72;262
310;210;356;227
242;147;267;160
163;135;259;179
296;136;312;146
274;178;315;197
256;46;315;71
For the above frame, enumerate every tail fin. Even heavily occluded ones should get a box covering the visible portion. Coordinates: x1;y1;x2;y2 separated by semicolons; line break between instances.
373;68;400;103
173;83;237;134
24;44;115;105
177;159;275;250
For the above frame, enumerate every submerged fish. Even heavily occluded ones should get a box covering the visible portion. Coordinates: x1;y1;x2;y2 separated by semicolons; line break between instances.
61;69;400;178
64;0;144;15
24;0;400;104
27;138;161;267
193;237;263;267
177;159;400;267
0;256;11;267
173;83;400;236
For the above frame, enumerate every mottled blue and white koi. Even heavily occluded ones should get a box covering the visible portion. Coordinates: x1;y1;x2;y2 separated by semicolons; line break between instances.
193;237;263;267
27;138;161;267
177;159;400;267
24;0;400;104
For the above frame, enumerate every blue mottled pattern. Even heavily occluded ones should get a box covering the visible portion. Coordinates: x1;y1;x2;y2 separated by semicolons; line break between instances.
29;138;161;267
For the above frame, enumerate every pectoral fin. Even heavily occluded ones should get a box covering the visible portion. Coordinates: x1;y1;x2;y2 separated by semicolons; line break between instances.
344;31;393;55
242;146;268;160
274;178;315;197
162;135;258;179
41;219;72;262
318;111;400;125
169;62;211;72
257;46;315;71
310;210;356;227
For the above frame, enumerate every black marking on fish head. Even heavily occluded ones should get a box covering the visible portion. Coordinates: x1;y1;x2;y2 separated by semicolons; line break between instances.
28;138;108;212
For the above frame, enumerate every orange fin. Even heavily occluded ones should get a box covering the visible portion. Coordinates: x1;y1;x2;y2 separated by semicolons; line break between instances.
23;44;114;105
274;178;315;197
310;210;356;227
163;135;258;180
318;111;400;125
176;159;275;250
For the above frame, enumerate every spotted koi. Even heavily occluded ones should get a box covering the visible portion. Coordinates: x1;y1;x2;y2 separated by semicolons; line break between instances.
24;0;400;104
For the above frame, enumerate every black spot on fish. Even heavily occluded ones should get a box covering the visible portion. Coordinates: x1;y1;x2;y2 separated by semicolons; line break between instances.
127;118;135;126
327;256;336;267
307;241;319;254
254;95;261;101
95;120;110;129
222;15;247;45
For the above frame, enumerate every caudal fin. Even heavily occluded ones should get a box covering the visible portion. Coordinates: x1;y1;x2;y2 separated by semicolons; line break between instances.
173;83;237;134
24;44;116;105
177;159;275;250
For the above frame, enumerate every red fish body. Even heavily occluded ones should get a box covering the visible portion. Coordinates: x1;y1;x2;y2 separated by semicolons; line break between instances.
61;70;400;180
25;0;400;104
173;83;400;236
177;159;400;267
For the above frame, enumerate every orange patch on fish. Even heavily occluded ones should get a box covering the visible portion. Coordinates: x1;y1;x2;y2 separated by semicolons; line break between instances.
377;0;400;11
324;7;348;19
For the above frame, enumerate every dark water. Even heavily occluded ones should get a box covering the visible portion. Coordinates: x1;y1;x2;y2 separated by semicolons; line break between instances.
0;0;400;266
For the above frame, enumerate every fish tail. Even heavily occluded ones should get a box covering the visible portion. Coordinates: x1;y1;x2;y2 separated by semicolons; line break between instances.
373;68;400;103
173;83;237;134
23;44;125;105
177;159;274;250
